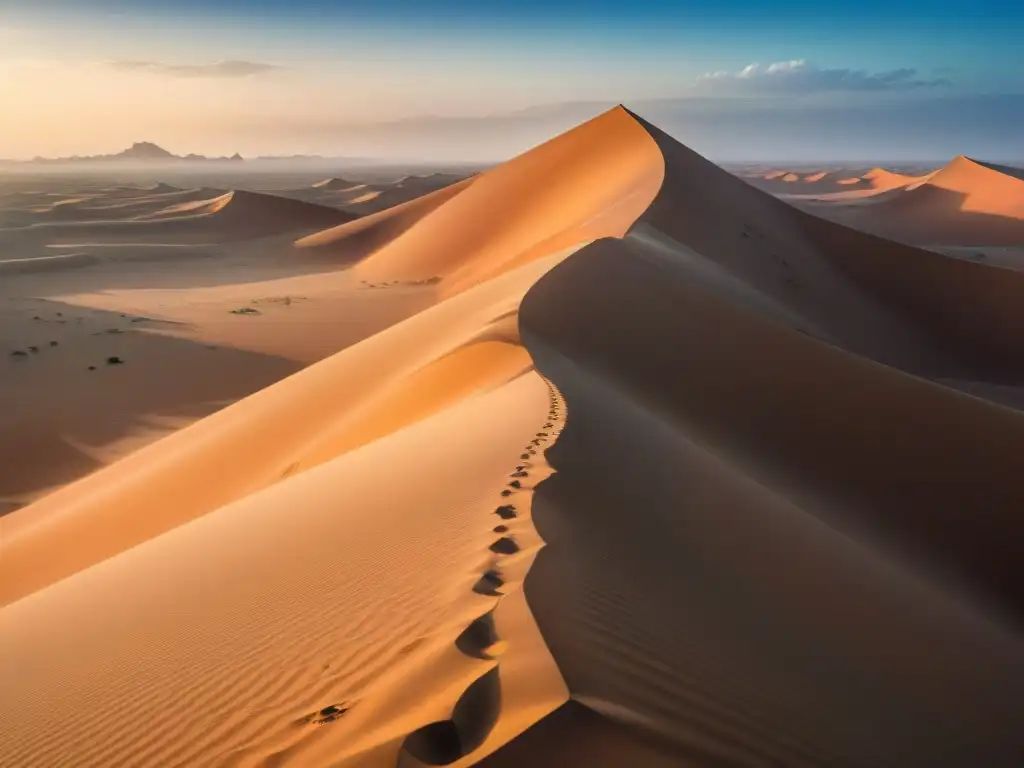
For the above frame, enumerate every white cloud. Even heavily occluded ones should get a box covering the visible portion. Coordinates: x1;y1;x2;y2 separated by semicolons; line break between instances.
695;59;950;94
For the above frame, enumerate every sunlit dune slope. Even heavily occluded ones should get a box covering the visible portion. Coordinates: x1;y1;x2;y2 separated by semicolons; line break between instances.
295;178;476;264
303;113;663;294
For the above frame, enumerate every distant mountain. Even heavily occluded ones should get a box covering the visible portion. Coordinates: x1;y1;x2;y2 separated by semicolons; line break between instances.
120;142;176;160
28;142;245;164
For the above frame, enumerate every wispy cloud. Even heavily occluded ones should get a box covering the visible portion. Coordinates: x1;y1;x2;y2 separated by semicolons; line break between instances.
106;60;282;78
694;59;951;94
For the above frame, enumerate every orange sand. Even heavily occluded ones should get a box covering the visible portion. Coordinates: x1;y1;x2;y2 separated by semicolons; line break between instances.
3;107;1024;767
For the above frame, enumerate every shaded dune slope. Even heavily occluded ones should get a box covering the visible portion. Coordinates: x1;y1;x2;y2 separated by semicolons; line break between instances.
641;119;1024;377
506;109;1024;765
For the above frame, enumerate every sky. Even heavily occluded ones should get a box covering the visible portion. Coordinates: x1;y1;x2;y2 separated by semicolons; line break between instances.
1;0;1023;161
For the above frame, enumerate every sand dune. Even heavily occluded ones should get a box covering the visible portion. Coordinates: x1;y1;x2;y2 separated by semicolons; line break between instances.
356;173;471;213
278;173;472;217
0;189;353;250
296;178;476;264
163;189;354;232
312;176;361;191
846;156;1024;244
774;157;1024;247
0;184;217;227
3;106;1024;767
743;166;929;198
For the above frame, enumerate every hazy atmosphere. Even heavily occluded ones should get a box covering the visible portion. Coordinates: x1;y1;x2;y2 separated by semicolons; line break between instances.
3;0;1024;160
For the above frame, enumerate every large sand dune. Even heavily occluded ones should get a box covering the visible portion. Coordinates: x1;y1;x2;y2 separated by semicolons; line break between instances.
3;107;1024;767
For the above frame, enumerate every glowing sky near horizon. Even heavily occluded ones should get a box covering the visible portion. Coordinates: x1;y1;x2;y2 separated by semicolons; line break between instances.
1;0;1022;159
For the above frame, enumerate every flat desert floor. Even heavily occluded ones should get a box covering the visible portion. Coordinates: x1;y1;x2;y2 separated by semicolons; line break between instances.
2;108;1024;767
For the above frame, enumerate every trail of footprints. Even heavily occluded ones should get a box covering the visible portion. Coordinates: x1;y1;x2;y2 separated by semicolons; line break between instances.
294;382;565;766
398;380;565;766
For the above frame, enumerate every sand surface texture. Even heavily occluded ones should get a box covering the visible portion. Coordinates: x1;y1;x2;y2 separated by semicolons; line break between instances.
3;107;1024;766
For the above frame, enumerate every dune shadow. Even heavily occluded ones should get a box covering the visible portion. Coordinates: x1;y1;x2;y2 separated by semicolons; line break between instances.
455;611;501;659
493;505;518;520
477;700;688;768
488;537;519;555
399;668;501;766
471;570;505;597
802;184;1024;248
516;234;1024;766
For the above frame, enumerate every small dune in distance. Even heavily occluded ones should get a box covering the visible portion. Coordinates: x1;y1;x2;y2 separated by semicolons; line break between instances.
2;105;1024;768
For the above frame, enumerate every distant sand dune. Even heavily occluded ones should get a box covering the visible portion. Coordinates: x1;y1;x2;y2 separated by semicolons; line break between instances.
776;157;1024;246
1;190;353;248
295;178;476;264
311;177;361;191
745;166;930;198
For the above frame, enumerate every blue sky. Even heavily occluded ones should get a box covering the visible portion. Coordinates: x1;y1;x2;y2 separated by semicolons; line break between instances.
1;0;1022;159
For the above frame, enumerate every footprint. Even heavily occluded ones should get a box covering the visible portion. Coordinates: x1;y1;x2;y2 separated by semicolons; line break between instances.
399;668;501;766
500;489;513;497
494;505;517;519
493;524;509;534
489;537;519;555
472;570;505;596
455;611;506;659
